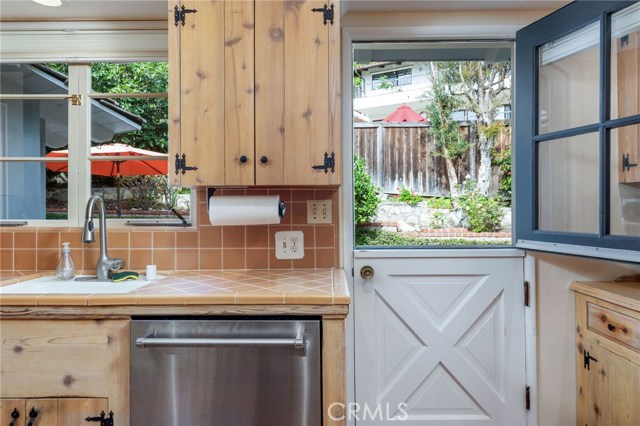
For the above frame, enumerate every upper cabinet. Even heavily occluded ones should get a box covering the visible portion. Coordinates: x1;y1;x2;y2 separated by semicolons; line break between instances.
169;0;341;187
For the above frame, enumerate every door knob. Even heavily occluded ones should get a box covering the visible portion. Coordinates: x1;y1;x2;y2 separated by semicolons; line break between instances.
360;265;374;280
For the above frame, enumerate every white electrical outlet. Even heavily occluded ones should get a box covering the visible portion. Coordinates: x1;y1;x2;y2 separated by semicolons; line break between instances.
275;231;304;260
307;200;332;224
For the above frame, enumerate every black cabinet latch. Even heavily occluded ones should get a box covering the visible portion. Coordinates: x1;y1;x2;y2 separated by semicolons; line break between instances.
622;153;638;172
85;411;114;426
174;5;198;26
312;152;335;174
311;3;334;25
583;350;598;370
175;153;199;175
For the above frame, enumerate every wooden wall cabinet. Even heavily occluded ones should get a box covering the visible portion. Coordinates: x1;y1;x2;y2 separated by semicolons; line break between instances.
1;398;109;426
572;282;640;426
617;30;640;184
0;320;129;425
169;0;341;187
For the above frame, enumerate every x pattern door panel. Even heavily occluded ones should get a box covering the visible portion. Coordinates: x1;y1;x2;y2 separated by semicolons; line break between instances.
354;256;526;425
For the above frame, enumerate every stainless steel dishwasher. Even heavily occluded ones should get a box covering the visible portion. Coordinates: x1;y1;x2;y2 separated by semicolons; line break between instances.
130;318;321;426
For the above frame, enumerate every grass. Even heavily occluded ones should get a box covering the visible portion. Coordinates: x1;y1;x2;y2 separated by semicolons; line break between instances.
355;226;510;247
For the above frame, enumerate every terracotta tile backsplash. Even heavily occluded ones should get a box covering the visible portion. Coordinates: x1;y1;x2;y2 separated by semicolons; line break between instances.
0;187;340;272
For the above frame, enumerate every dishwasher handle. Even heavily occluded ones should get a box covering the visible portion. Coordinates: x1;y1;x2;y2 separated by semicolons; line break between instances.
135;336;305;349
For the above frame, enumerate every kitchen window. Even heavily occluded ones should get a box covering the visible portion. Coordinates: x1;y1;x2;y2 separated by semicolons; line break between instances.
515;1;640;262
0;61;192;227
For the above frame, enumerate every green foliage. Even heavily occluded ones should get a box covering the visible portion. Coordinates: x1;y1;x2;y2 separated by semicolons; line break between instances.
121;175;162;211
429;211;448;229
355;227;507;246
377;75;394;89
426;83;469;160
397;187;422;207
354;156;380;225
491;147;512;204
453;180;504;232
426;196;453;209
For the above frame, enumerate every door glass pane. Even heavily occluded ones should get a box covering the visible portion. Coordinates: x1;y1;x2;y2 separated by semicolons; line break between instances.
611;3;640;120
537;132;599;234
610;124;640;236
538;22;600;134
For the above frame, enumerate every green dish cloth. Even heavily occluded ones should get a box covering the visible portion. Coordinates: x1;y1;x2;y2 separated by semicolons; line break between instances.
112;271;139;282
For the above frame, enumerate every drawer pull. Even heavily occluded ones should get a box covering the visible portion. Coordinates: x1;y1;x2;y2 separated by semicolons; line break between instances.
607;323;616;332
9;408;20;426
27;407;38;426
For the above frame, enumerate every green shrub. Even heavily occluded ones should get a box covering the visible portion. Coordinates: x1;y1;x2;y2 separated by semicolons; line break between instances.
397;187;423;207
491;147;512;205
355;227;507;246
453;180;504;232
426;196;452;209
354;156;380;225
429;211;448;229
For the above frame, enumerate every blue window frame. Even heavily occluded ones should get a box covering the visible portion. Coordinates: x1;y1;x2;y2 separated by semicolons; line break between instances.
515;1;640;262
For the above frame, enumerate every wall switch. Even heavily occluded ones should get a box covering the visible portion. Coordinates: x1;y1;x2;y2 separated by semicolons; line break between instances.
307;200;332;224
275;231;304;260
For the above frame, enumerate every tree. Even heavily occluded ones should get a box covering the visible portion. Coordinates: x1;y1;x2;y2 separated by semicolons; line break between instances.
447;61;511;195
425;63;468;196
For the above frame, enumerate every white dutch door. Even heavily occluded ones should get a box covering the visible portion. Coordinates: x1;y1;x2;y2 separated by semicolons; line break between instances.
353;253;526;425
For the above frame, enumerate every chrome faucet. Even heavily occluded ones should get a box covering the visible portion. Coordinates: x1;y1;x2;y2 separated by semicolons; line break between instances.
81;196;124;281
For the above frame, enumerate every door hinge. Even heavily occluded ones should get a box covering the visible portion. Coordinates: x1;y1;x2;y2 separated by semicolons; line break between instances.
85;410;114;426
351;267;354;277
524;281;530;307
311;152;335;174
174;153;199;175
69;94;82;106
311;3;334;25
174;5;198;26
525;385;531;411
584;350;598;371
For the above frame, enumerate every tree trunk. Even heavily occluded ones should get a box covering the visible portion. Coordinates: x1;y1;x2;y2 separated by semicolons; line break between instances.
477;133;493;195
443;147;460;197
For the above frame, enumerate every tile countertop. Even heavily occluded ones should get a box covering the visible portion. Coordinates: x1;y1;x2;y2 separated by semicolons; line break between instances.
0;269;350;307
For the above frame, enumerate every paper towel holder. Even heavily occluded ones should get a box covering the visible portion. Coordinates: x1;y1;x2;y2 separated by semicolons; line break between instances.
206;188;286;218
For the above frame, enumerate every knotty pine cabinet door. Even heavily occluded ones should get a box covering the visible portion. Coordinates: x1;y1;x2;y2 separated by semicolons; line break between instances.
1;398;109;426
169;0;341;187
617;29;640;184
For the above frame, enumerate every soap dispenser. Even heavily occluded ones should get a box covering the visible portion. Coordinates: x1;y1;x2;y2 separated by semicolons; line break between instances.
56;242;76;280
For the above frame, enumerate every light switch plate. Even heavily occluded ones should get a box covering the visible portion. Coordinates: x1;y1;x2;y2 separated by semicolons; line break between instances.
275;231;304;260
307;200;332;224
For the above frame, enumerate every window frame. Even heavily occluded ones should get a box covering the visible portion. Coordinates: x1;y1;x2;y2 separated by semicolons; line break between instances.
515;0;640;262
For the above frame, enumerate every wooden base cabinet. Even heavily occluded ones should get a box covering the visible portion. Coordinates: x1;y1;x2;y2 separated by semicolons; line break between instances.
169;0;341;187
0;320;129;425
572;282;640;426
1;398;108;426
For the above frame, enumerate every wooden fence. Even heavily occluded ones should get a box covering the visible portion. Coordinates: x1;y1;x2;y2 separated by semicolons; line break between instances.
354;122;510;196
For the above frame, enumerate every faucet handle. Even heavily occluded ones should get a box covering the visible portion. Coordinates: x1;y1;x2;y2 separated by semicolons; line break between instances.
107;258;125;271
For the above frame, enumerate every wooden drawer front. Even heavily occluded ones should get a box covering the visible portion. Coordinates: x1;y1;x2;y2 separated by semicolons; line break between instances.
587;303;640;351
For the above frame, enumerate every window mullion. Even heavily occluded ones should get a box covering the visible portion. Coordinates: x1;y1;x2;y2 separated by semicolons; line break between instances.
67;64;92;228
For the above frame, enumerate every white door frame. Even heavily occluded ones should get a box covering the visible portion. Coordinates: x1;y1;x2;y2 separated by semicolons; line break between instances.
341;16;541;425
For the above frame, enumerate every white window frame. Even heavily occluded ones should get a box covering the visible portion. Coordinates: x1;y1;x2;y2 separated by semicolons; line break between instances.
0;22;196;228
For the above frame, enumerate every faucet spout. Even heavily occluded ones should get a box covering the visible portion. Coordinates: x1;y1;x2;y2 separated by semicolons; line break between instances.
82;196;124;281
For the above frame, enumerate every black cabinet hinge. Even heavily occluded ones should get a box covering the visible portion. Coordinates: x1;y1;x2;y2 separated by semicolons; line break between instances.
175;153;199;175
583;350;598;371
85;411;114;426
312;152;335;174
311;3;334;25
525;386;531;411
524;281;530;307
174;5;198;26
622;153;638;171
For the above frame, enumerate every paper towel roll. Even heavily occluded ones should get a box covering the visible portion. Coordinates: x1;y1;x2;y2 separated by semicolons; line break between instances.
208;195;284;225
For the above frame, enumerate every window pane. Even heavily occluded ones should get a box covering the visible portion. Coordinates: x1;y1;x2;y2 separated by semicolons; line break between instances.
611;3;640;120
537;133;599;234
1;99;70;155
610;124;640;236
0;63;67;95
0;161;68;220
538;22;600;134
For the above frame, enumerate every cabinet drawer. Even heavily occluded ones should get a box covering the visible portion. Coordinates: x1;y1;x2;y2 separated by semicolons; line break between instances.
587;302;640;351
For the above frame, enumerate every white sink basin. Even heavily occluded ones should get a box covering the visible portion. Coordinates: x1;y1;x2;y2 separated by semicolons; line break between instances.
0;275;163;294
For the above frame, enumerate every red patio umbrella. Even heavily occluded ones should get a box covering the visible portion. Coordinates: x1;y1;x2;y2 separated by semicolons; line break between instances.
46;143;168;217
382;104;427;123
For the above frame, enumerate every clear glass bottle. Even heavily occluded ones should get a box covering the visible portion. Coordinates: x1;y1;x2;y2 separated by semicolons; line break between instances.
56;242;76;280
